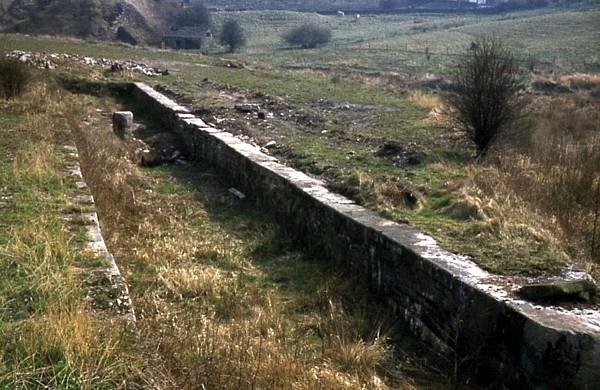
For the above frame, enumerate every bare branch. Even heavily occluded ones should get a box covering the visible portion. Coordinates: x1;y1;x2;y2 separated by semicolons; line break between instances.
447;37;524;156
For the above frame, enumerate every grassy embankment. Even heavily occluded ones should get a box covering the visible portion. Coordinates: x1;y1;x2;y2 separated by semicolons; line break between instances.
175;7;600;275
152;62;577;275
0;75;139;387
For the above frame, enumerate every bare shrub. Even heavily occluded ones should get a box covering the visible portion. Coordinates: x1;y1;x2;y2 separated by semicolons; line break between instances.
447;37;523;156
283;23;332;49
219;19;246;52
0;58;31;100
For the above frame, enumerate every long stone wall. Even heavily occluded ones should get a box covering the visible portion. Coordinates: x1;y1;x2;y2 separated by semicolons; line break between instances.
131;82;600;389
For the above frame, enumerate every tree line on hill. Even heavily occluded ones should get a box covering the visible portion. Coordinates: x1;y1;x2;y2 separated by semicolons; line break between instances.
171;3;333;52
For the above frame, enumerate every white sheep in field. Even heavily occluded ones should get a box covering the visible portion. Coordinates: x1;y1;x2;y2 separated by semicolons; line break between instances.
337;10;345;16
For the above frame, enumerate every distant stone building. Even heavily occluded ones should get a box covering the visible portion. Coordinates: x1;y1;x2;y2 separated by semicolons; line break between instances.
162;27;207;50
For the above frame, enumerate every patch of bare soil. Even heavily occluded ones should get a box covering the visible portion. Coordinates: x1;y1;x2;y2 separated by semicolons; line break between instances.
374;142;427;166
156;80;398;162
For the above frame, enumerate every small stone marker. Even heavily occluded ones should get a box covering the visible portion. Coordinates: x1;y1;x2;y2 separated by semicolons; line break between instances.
112;111;134;140
140;150;162;167
518;279;598;302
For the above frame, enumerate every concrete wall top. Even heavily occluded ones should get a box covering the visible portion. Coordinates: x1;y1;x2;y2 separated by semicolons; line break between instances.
134;82;190;113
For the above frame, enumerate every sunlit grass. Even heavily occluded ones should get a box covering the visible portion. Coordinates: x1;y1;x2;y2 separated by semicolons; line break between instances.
0;79;137;388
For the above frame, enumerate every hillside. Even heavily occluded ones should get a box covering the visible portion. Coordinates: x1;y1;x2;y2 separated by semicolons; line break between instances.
0;0;577;46
202;0;377;12
200;0;557;11
0;0;180;45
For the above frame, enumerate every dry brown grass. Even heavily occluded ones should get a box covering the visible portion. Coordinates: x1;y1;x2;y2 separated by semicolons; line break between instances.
331;170;423;212
4;305;133;389
67;95;140;234
66;91;427;389
490;93;600;272
0;80;139;388
126;192;409;389
135;285;410;389
157;264;228;298
408;90;441;110
469;167;570;267
559;73;600;90
12;142;56;181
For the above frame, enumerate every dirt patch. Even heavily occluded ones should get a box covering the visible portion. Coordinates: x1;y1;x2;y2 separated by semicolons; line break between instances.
374;141;427;166
316;99;397;112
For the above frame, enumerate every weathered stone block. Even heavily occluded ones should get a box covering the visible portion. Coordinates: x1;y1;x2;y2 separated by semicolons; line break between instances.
139;150;162;167
112;111;134;139
519;279;597;302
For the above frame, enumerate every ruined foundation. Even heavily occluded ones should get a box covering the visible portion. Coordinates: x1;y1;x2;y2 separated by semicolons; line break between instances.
130;82;600;389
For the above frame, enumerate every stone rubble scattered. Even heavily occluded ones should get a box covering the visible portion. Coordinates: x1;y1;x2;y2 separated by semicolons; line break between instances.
3;50;167;77
234;103;261;113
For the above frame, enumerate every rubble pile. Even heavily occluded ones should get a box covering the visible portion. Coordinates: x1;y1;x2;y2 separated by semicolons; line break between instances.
3;50;167;77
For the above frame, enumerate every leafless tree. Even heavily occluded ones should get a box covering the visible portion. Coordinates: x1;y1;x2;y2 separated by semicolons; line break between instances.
283;23;332;49
448;37;523;156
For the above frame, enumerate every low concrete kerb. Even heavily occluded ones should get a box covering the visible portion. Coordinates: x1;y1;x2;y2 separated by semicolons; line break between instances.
61;144;135;322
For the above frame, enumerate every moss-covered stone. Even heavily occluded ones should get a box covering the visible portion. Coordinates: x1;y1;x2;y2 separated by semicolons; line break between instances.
519;279;598;302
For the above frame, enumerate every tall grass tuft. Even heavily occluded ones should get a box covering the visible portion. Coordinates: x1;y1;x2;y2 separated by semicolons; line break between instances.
0;58;31;100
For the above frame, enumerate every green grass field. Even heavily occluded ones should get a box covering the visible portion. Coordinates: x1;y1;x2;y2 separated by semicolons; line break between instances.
3;7;597;74
211;8;600;73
